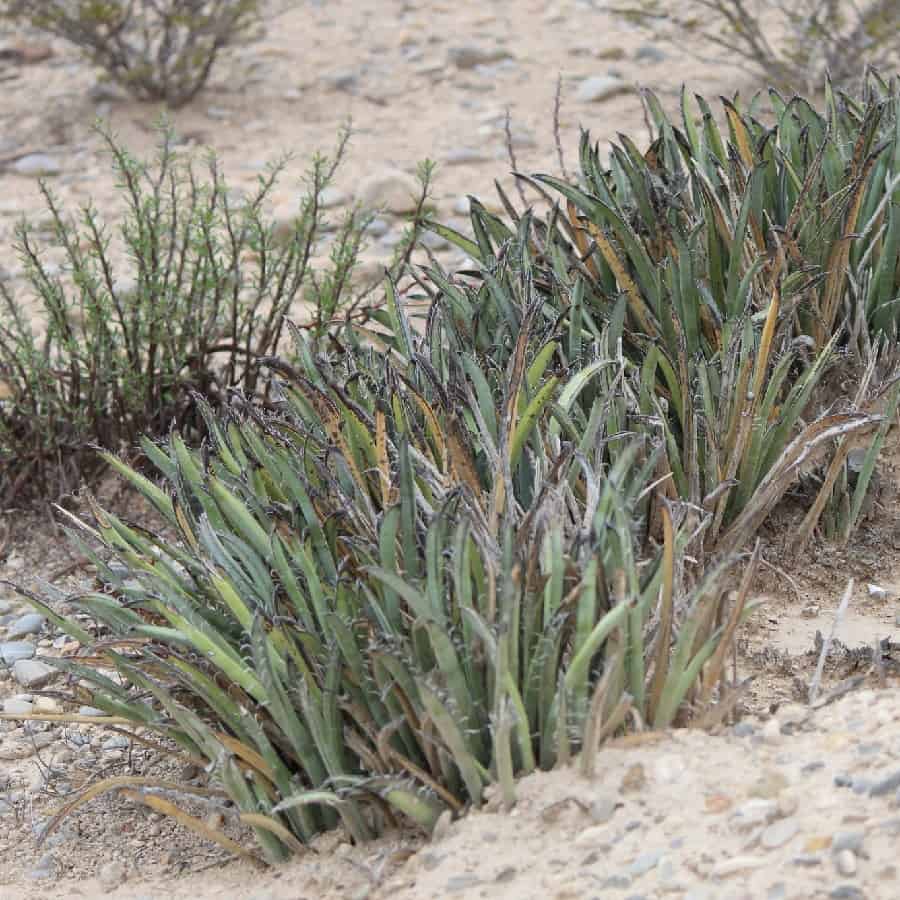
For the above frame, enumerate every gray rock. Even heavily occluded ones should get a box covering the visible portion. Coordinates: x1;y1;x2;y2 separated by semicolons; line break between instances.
446;874;481;892
365;217;390;237
5;613;45;640
11;154;61;177
832;832;866;854
318;186;346;209
870;769;900;797
443;147;492;166
102;735;129;751
0;640;35;665
731;798;778;831
852;778;872;795
324;69;358;91
420;230;449;250
830;887;866;899
575;75;631;103
98;860;128;892
12;658;56;689
761;818;799;849
25;852;57;880
2;698;33;715
358;170;420;215
634;44;667;63
835;849;858;877
590;794;618;824
447;45;511;70
599;875;632;890
628;850;663;877
711;856;768;878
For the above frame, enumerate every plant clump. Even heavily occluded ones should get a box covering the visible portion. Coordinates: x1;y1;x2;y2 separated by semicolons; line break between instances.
2;0;263;107
0;123;403;504
613;0;900;92
4;72;899;864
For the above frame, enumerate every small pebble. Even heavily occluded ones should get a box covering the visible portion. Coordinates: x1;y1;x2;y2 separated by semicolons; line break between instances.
835;849;858;877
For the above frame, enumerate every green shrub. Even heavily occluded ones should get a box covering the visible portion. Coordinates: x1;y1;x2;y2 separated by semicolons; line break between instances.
614;0;900;91
13;256;748;861
6;74;898;865
3;0;262;107
430;70;899;551
0;124;384;504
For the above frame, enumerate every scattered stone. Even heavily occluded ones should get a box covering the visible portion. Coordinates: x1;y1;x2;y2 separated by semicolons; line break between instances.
802;603;821;618
867;583;888;599
777;794;799;818
324;68;358;91
78;705;106;717
102;735;129;751
775;704;809;731
629;849;663;877
5;612;45;640
432;809;453;842
793;854;822;867
443;147;492;165
711;856;767;878
761;818;799;849
2;697;33;715
596;47;627;61
705;794;733;814
589;794;618;824
365;217;390;237
832;832;866;855
0;40;54;64
870;769;900;797
0;640;35;665
318;186;346;209
98;860;128;892
634;44;667;63
731;722;756;738
750;770;788;800
732;799;779;831
830;887;866;899
575;824;613;849
358;170;420;214
12;658;57;689
761;717;783;741
620;763;646;793
599;874;631;890
835;849;858;877
25;852;57;880
447;45;511;70
574;75;631;103
33;696;60;714
446;873;481;892
10;153;61;177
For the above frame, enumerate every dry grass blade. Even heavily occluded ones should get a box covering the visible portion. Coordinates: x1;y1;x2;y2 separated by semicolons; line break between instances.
584;220;658;338
238;814;309;855
809;580;854;706
698;540;760;709
120;789;265;867
39;776;228;847
647;503;675;723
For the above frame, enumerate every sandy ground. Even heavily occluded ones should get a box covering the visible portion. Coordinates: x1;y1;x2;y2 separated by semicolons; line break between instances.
2;1;900;898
